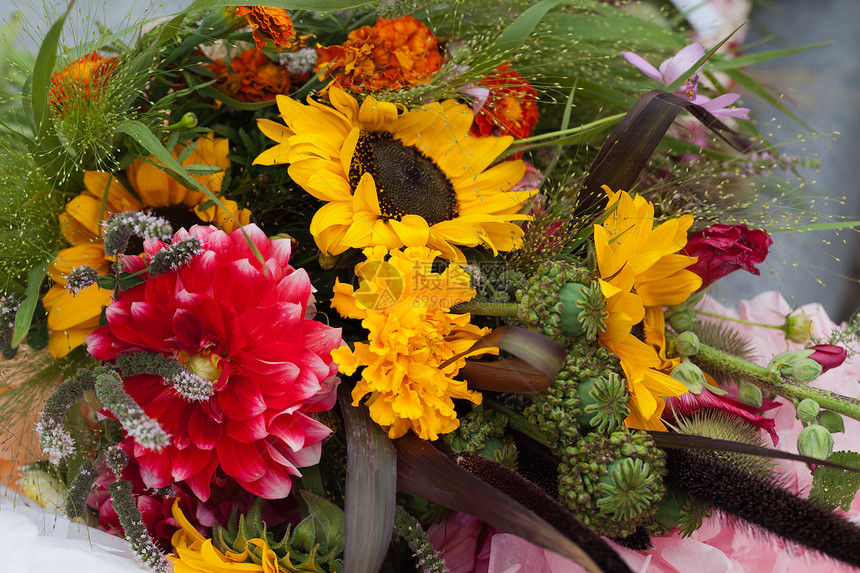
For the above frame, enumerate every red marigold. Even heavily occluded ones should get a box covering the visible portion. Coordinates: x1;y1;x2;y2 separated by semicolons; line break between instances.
236;6;299;51
49;51;118;118
86;224;342;501
470;62;539;140
315;15;443;92
209;49;291;103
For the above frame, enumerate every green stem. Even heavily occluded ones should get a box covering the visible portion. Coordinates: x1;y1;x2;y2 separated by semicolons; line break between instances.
450;301;519;318
485;399;549;447
666;331;860;423
512;113;626;145
697;310;785;331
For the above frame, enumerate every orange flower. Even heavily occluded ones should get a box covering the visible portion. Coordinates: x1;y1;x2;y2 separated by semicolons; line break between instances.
209;49;291;102
236;6;299;51
471;62;539;141
315;15;443;92
49;51;118;118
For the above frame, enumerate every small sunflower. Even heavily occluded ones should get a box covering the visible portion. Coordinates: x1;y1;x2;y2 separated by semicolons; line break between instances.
330;245;494;440
254;86;537;261
594;187;702;430
43;134;251;358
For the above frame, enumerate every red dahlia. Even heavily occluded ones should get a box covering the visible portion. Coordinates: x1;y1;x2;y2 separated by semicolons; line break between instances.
87;224;341;500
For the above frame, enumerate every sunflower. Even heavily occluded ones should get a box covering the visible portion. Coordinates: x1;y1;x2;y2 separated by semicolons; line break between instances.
254;86;537;261
43;134;251;358
594;187;702;430
330;245;493;440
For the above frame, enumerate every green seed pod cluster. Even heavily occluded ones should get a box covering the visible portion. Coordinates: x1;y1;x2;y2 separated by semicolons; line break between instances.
557;429;666;538
515;260;593;343
444;407;510;458
524;339;622;448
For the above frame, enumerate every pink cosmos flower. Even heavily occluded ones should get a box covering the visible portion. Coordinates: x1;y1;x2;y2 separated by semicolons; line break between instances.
621;43;749;118
86;224;342;501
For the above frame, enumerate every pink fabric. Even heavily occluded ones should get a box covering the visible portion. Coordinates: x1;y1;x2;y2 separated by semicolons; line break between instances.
431;291;860;572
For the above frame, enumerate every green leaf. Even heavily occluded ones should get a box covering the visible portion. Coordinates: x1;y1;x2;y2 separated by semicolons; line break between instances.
395;434;608;573
710;43;830;70
28;2;73;165
340;385;396;573
113;119;264;265
298;490;345;558
185;0;374;10
720;67;812;130
12;256;51;348
810;451;860;511
470;0;572;76
195;84;276;111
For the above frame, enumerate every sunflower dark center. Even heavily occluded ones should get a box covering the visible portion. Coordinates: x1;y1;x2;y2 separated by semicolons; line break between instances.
349;131;458;225
124;205;205;254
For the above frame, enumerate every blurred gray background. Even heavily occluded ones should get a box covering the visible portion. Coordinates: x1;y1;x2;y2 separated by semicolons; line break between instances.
2;0;858;320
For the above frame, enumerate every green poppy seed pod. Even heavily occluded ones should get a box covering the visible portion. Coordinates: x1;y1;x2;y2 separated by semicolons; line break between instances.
782;313;813;344
797;424;834;460
817;410;845;434
736;381;763;408
667;309;698;332
797;398;820;422
558;282;587;336
675;331;700;356
670;361;706;393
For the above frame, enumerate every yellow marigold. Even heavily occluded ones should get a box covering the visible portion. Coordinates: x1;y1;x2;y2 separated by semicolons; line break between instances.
236;6;300;51
315;15;443;92
594;187;702;430
330;246;494;440
170;501;276;573
42;134;251;358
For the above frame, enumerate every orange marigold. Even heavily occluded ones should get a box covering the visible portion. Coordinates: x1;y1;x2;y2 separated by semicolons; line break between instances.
49;51;118;118
236;6;299;51
209;49;291;103
471;62;539;140
315;15;443;92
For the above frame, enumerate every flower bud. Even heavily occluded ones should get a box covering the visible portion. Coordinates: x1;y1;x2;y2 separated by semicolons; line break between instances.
667;309;698;332
769;350;822;383
817;410;845;434
670;361;706;393
558;282;587;337
807;344;848;374
796;398;820;423
675;331;700;356
736;381;762;408
782;312;813;344
797;424;833;460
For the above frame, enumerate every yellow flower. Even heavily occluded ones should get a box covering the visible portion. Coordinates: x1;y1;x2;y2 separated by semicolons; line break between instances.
594;187;702;430
169;501;277;573
330;246;494;440
253;86;537;261
43;134;252;358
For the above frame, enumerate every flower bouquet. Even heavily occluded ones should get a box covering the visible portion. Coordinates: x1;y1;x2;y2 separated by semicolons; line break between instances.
1;1;860;572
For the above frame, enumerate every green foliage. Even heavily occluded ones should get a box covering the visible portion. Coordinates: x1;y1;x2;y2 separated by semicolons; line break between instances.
212;492;345;573
810;451;860;511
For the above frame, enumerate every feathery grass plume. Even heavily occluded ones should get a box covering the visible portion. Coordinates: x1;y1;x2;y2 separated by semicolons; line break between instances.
36;367;95;463
105;446;170;573
393;504;451;573
692;320;755;384
115;351;214;402
64;457;98;519
0;143;64;295
93;367;170;451
666;448;860;569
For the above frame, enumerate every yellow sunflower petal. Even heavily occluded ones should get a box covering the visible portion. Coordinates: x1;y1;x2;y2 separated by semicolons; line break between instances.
388;214;430;247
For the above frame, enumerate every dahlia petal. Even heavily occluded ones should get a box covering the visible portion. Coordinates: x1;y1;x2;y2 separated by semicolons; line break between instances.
188;407;220;450
225;414;269;442
238;459;296;500
276;267;313;307
181;455;219;502
217;375;268;420
218;439;267;483
180;250;217;293
229;223;270;262
302;320;343;359
269;237;292;269
213;259;267;313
